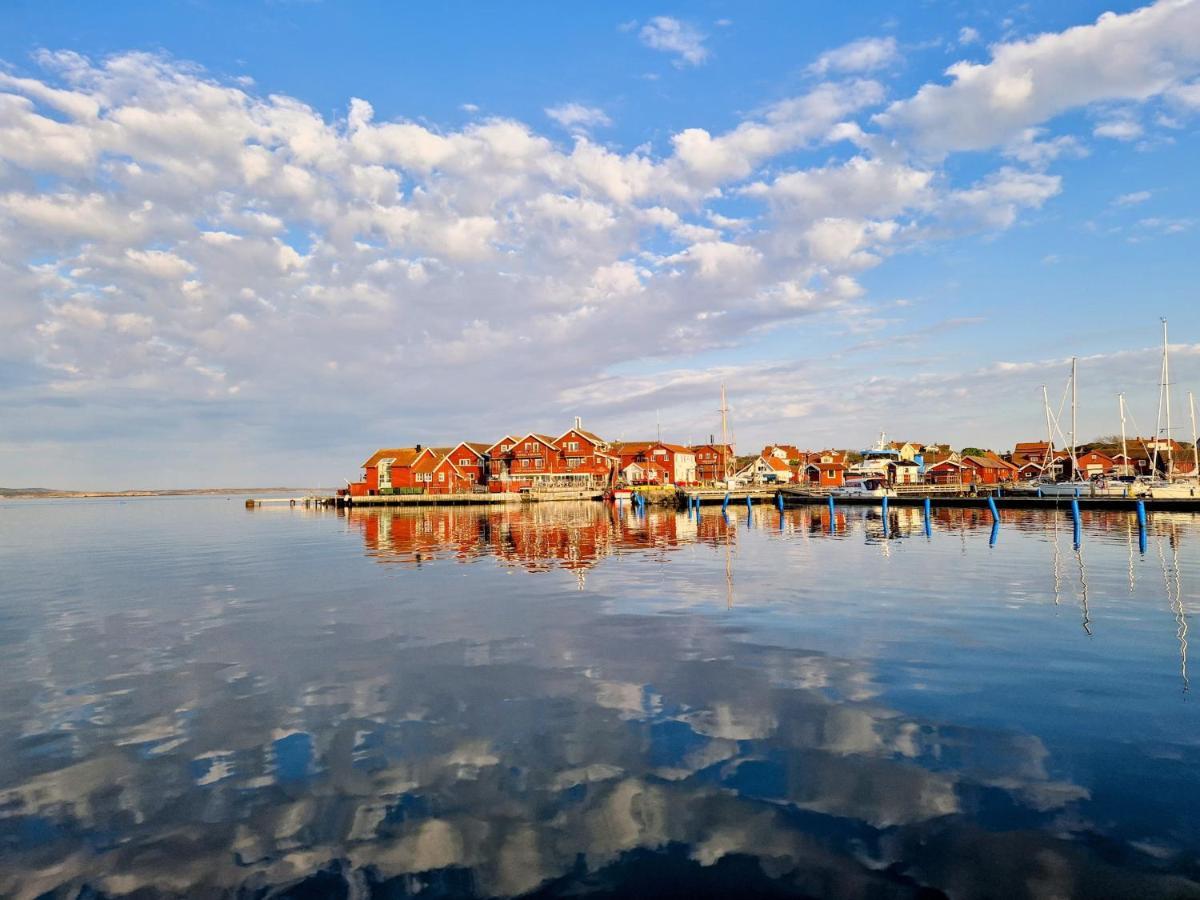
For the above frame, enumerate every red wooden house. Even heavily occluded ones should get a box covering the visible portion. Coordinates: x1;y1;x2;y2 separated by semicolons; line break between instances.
351;446;427;496
961;453;1019;485
1072;449;1116;479
484;435;521;491
554;424;618;487
427;454;476;494
444;441;490;489
926;459;975;485
613;442;698;485
690;444;735;483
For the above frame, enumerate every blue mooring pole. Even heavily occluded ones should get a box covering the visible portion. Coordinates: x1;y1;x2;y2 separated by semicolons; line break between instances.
989;520;999;547
1137;499;1147;554
987;495;999;523
923;497;932;537
828;495;836;533
776;491;784;511
746;493;753;510
1071;498;1082;549
882;495;890;538
1037;487;1043;498
722;492;730;513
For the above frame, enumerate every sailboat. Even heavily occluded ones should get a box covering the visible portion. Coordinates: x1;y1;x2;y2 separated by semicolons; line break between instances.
1139;319;1199;499
1040;321;1199;499
1036;358;1135;497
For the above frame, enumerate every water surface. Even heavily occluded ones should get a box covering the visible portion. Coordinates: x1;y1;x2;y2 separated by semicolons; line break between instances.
1;497;1198;898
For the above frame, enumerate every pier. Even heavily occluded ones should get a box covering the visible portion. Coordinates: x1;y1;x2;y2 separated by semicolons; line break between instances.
775;486;1200;512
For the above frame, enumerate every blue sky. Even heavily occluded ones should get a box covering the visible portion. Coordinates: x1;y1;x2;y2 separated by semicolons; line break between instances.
1;1;1199;487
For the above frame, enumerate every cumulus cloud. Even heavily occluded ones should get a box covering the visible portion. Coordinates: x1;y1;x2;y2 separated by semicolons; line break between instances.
638;16;709;67
1;5;1196;484
809;37;900;75
877;0;1200;154
958;27;981;46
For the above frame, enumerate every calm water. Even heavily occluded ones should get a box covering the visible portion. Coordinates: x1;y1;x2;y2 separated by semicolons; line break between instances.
1;497;1199;899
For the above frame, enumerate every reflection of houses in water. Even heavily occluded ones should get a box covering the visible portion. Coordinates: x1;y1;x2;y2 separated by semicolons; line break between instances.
352;503;714;574
5;506;1200;897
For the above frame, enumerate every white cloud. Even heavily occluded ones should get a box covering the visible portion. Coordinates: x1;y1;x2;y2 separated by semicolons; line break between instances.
1001;127;1089;167
1093;117;1143;140
878;0;1200;154
639;16;709;67
958;27;981;46
1114;189;1152;205
545;103;612;132
809;37;900;76
0;11;1195;484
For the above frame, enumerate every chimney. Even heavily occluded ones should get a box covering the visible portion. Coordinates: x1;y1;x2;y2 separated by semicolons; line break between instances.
416;443;422;452
574;415;582;431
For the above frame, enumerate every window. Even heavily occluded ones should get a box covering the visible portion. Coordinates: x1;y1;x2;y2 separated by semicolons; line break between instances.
438;471;445;482
535;458;544;468
501;443;512;452
525;441;535;451
522;459;530;468
459;458;471;466
567;441;579;451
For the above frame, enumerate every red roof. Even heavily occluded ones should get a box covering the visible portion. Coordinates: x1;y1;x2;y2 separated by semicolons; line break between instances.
361;447;423;469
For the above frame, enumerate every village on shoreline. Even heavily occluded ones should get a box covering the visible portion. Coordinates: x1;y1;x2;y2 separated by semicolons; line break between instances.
344;416;1198;499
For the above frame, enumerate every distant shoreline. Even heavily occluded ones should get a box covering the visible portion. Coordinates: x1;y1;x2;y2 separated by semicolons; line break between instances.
1;487;322;500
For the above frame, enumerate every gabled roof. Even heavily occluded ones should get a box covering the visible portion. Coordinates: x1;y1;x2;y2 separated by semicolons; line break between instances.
412;447;452;473
510;432;560;453
764;456;792;472
361;447;423;469
485;435;521;455
431;454;467;477
928;458;969;469
963;454;1010;470
624;460;668;474
448;441;489;459
806;460;846;471
556;427;608;447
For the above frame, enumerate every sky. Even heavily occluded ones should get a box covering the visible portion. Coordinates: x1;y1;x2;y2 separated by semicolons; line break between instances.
2;0;1200;489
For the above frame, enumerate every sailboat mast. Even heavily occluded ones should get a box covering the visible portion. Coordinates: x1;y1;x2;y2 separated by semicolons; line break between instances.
1119;393;1130;477
719;383;730;482
1163;318;1174;478
1042;384;1055;476
1190;390;1198;481
1069;357;1081;481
